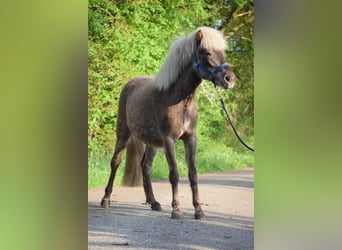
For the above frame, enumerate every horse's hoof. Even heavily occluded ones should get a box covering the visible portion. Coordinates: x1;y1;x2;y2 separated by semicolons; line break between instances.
194;210;205;220
101;198;110;208
151;202;162;211
171;209;183;219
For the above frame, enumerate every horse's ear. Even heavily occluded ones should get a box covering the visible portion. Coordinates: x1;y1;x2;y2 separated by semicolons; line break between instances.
196;29;203;41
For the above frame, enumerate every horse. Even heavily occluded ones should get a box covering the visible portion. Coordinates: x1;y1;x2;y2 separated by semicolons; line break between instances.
101;27;236;220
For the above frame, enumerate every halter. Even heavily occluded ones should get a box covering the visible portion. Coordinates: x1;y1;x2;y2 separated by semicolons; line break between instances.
193;56;229;85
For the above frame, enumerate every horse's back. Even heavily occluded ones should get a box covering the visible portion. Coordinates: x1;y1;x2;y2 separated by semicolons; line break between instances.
124;76;154;89
118;75;154;107
121;76;155;104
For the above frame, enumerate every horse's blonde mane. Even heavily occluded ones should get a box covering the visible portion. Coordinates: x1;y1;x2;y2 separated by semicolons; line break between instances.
153;27;227;90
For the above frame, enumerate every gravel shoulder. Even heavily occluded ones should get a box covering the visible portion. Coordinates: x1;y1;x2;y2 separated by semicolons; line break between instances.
88;168;254;250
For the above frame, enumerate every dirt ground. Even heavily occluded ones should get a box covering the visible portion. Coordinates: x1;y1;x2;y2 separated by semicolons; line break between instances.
88;168;254;249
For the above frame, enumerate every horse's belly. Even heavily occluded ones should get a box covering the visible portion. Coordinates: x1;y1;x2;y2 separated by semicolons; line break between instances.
127;119;164;147
126;101;164;148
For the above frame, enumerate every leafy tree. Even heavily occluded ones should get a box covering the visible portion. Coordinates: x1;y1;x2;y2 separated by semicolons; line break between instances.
88;0;254;155
197;0;254;147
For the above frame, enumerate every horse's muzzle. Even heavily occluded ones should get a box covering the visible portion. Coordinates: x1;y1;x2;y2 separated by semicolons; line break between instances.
224;73;236;89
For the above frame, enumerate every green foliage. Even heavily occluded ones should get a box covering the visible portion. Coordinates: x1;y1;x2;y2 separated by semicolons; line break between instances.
88;0;254;186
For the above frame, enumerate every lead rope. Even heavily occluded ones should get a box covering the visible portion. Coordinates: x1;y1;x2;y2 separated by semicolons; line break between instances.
194;56;254;152
214;85;254;152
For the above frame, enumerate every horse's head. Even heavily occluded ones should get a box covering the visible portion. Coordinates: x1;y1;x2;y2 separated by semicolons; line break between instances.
193;28;236;89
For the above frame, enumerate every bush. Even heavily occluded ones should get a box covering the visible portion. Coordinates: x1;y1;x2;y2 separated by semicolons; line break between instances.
88;0;254;187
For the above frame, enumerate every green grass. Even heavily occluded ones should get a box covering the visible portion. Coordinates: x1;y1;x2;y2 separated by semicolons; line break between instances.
88;138;254;189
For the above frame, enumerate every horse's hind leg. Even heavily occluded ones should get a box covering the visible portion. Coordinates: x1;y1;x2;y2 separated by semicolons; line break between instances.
183;133;204;220
101;135;129;208
141;146;161;211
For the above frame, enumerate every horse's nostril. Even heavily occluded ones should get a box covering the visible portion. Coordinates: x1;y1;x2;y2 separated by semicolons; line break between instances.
224;74;230;83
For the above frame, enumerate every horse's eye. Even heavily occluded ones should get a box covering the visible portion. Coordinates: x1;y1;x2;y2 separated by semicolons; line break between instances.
206;52;211;56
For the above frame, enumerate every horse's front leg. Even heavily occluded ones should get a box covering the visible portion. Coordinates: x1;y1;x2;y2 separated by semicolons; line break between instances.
183;133;205;220
163;137;182;219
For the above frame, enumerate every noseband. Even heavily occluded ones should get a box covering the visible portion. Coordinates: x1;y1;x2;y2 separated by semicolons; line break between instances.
193;56;229;85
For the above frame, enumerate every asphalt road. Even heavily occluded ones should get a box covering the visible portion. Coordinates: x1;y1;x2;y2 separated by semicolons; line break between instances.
88;168;254;250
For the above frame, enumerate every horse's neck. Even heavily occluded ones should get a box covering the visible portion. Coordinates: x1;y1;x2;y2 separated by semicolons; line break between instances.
165;63;202;103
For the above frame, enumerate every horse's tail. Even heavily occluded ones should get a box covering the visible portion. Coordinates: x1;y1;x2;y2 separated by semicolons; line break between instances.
122;135;145;187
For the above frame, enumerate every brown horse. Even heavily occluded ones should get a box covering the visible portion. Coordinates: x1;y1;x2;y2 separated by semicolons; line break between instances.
101;27;236;220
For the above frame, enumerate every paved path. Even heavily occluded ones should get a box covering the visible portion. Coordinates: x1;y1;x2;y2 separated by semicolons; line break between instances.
88;168;254;249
